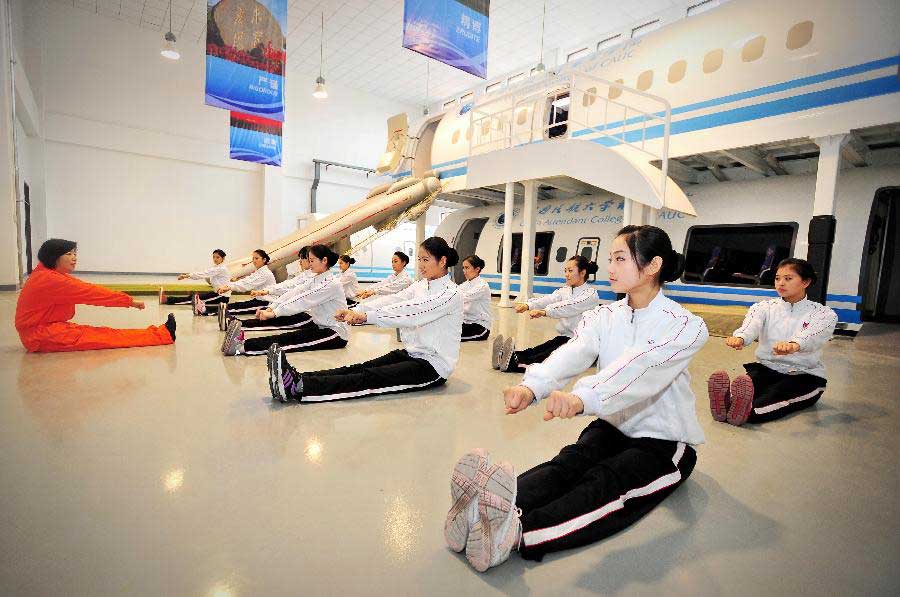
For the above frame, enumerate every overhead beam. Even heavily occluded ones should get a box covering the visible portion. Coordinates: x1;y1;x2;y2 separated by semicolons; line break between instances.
699;156;728;182
720;148;777;176
763;153;788;175
662;159;700;184
840;133;869;167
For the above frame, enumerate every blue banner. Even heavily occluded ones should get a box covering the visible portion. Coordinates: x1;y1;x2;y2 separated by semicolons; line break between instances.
403;0;489;79
206;0;287;121
230;112;282;166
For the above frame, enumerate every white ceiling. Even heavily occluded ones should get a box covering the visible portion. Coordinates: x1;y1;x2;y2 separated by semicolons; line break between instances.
52;0;701;106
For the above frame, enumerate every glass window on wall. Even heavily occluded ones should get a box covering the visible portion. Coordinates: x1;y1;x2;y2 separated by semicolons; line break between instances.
681;223;798;286
497;232;556;276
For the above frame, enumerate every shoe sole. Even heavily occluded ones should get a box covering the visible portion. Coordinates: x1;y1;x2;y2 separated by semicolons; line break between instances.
222;319;243;356
266;344;286;402
491;335;504;370
708;370;730;422
499;337;515;372
444;449;490;553
158;287;164;305
727;375;754;426
466;462;518;572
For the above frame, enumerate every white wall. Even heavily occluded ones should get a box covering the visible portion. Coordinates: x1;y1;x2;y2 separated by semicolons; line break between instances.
23;1;415;273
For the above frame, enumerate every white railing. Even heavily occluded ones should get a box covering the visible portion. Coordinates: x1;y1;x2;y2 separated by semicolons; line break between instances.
466;68;672;200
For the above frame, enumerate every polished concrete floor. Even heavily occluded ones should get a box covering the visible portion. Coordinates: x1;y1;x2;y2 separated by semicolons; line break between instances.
0;290;898;596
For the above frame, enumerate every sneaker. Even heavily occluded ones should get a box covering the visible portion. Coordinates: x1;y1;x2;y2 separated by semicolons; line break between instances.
163;313;176;342
465;461;519;572
491;335;504;370
222;319;244;356
158;286;166;305
727;374;755;426
267;344;301;403
217;302;228;331
191;293;200;316
707;370;731;422
444;449;490;552
499;337;516;372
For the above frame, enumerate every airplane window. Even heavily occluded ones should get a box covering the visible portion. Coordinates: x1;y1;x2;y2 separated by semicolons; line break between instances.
682;223;797;286
742;35;766;62
668;60;687;83
637;70;653;91
555;247;568;262
786;21;814;50
451;129;460;144
608;79;624;100
481;120;491;135
582;87;598;107
703;48;724;74
516;108;528;125
497;232;555;276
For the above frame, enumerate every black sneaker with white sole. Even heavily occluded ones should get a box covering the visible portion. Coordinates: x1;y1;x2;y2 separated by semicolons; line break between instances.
267;344;302;402
217;302;228;331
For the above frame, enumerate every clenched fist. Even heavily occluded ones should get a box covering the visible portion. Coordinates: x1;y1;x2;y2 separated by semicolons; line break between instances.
503;385;535;415
542;391;584;421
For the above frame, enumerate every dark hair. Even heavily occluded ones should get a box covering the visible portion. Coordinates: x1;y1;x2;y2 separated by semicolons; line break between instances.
567;255;599;279
464;254;485;271
616;225;685;284
298;246;309;259
419;236;459;268
393;251;410;266
213;249;226;259
777;257;817;284
37;238;77;269
308;244;339;268
253;249;271;265
339;254;356;265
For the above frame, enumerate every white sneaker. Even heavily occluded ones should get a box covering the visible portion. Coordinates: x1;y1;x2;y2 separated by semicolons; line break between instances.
222;319;244;356
444;449;490;552
491;335;504;370
465;460;519;572
499;337;516;372
217;302;228;331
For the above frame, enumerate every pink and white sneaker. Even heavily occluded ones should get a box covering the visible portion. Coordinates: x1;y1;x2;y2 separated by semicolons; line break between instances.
727;374;755;426
465;460;519;572
444;449;490;553
707;370;731;422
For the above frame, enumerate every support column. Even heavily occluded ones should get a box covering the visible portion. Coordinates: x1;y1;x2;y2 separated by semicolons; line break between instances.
807;134;846;305
415;212;426;280
806;134;850;305
623;198;633;227
518;180;537;301
499;181;515;307
0;0;21;288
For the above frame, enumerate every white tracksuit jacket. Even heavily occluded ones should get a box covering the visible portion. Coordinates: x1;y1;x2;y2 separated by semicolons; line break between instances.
732;297;837;379
229;266;276;293
459;276;492;329
263;269;313;302
188;264;231;294
340;270;361;299
271;271;350;340
356;274;462;379
368;271;413;296
526;283;601;337
522;291;708;445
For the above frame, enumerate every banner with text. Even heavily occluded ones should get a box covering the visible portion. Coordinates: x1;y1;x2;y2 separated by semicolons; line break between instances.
402;0;489;79
206;0;286;121
230;112;282;166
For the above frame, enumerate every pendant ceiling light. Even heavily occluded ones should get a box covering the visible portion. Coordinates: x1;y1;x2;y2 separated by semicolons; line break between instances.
312;13;328;99
160;0;180;60
535;0;547;73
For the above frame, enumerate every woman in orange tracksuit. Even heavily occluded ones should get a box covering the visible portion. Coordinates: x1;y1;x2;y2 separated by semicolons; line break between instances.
15;239;177;353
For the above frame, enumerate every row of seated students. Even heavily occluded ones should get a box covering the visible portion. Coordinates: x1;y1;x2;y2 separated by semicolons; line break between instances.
14;227;837;574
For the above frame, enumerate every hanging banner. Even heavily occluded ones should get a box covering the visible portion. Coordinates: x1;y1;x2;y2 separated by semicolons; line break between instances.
206;0;287;121
230;111;283;166
402;0;489;79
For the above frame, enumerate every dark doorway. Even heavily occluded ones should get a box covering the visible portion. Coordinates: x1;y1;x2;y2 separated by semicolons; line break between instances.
452;217;488;284
860;187;900;322
23;182;32;275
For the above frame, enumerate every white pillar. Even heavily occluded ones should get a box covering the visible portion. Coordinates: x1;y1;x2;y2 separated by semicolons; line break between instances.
813;134;848;216
0;0;21;287
623;198;633;227
415;212;426;279
518;180;537;300
499;181;515;307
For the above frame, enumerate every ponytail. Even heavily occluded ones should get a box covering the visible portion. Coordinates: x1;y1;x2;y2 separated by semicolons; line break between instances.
420;236;459;267
616;225;684;284
308;244;340;269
